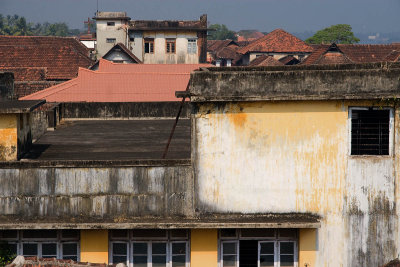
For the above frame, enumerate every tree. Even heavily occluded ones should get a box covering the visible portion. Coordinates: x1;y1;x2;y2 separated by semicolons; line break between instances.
306;24;360;44
0;242;15;266
208;24;236;40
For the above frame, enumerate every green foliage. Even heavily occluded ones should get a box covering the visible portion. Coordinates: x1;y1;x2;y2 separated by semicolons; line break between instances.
0;14;86;37
208;24;237;40
306;24;360;44
0;242;15;267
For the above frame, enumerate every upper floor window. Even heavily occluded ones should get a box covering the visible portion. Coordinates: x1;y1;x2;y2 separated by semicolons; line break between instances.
145;38;154;54
0;230;80;261
350;107;393;155
187;39;197;54
219;229;297;267
166;39;176;54
109;229;189;266
106;38;116;43
107;22;115;26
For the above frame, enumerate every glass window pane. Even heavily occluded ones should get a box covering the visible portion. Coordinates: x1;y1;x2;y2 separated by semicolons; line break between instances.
133;256;147;267
172;255;186;267
172;243;186;255
113;243;127;255
63;243;77;256
23;230;57;239
223;243;236;254
220;229;236;238
61;230;79;239
8;243;17;255
113;256;127;264
223;255;236;267
280;242;294;254
279;229;297;238
280;255;294;266
133;229;166;238
42;243;57;257
63;256;78;261
0;230;17;239
170;230;188;238
260;242;274;254
152;255;166;267
260;255;274;267
241;229;275;237
133;243;147;255
152;243;166;254
111;230;129;238
23;243;38;256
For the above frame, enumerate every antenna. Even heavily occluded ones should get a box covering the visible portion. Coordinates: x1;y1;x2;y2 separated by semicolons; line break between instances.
96;0;99;12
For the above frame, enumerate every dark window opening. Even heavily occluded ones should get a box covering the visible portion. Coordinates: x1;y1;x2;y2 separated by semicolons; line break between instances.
239;240;258;267
144;38;154;53
351;109;390;155
106;38;116;43
107;22;115;26
166;39;176;54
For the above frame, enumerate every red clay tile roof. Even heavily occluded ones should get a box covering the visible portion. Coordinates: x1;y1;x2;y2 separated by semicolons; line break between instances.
0;67;47;81
207;40;238;52
303;43;400;65
278;55;299;65
238;29;314;54
248;55;284;66
20;60;211;102
215;46;240;60
0;36;94;80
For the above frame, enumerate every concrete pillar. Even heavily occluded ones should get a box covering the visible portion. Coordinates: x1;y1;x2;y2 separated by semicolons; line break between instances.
80;230;109;264
298;229;317;267
191;229;218;267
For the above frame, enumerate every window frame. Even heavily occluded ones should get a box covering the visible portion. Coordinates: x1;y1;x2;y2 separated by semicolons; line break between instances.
187;39;197;54
109;230;190;267
348;107;394;156
106;38;116;44
144;38;155;54
166;38;176;54
0;230;79;261
218;229;298;267
107;21;116;26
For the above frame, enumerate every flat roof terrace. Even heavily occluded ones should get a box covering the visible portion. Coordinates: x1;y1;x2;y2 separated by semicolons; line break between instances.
23;119;190;161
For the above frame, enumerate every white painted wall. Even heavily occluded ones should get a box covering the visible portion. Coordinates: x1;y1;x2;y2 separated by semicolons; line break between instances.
96;20;127;57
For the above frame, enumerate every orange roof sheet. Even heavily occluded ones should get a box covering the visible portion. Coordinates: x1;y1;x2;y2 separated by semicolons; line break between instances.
20;60;211;102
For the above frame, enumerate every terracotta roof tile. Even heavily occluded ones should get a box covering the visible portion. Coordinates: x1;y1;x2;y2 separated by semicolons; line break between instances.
0;36;94;80
207;40;237;52
238;29;313;54
104;43;142;63
303;43;400;65
248;55;284;66
278;55;299;65
20;60;211;102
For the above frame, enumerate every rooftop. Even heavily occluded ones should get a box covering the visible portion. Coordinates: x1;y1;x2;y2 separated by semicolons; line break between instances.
129;15;207;31
94;11;130;20
21;60;211;102
23;119;190;161
0;36;93;80
238;29;314;54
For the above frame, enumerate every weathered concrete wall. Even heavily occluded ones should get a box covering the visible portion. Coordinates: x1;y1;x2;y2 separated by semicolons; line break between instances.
96;20;127;58
142;31;199;64
0;114;17;161
0;163;194;224
189;62;400;102
61;102;190;119
192;100;399;267
16;113;32;159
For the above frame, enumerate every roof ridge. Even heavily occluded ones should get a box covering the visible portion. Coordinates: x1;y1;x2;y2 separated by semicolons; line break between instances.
20;78;78;100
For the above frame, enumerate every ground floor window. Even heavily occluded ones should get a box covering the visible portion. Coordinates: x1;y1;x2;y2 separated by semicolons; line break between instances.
219;229;297;267
0;230;80;261
110;229;189;267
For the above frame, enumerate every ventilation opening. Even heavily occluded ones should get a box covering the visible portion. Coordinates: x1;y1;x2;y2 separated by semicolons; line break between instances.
351;109;390;155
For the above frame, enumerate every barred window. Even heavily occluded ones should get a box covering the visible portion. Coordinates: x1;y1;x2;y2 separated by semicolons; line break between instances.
145;38;154;53
350;108;392;155
166;39;176;54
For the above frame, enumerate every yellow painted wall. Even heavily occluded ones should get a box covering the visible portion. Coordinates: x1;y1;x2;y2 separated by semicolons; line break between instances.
0;114;17;161
80;230;109;264
191;229;218;267
299;229;317;267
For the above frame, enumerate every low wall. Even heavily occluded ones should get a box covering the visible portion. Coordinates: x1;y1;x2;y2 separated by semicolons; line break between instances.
61;102;190;119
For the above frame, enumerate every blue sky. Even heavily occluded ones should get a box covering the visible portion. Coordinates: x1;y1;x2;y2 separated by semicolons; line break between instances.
1;0;399;33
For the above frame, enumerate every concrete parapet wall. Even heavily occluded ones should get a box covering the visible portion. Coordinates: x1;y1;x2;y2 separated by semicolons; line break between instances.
61;102;190;119
0;162;194;224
